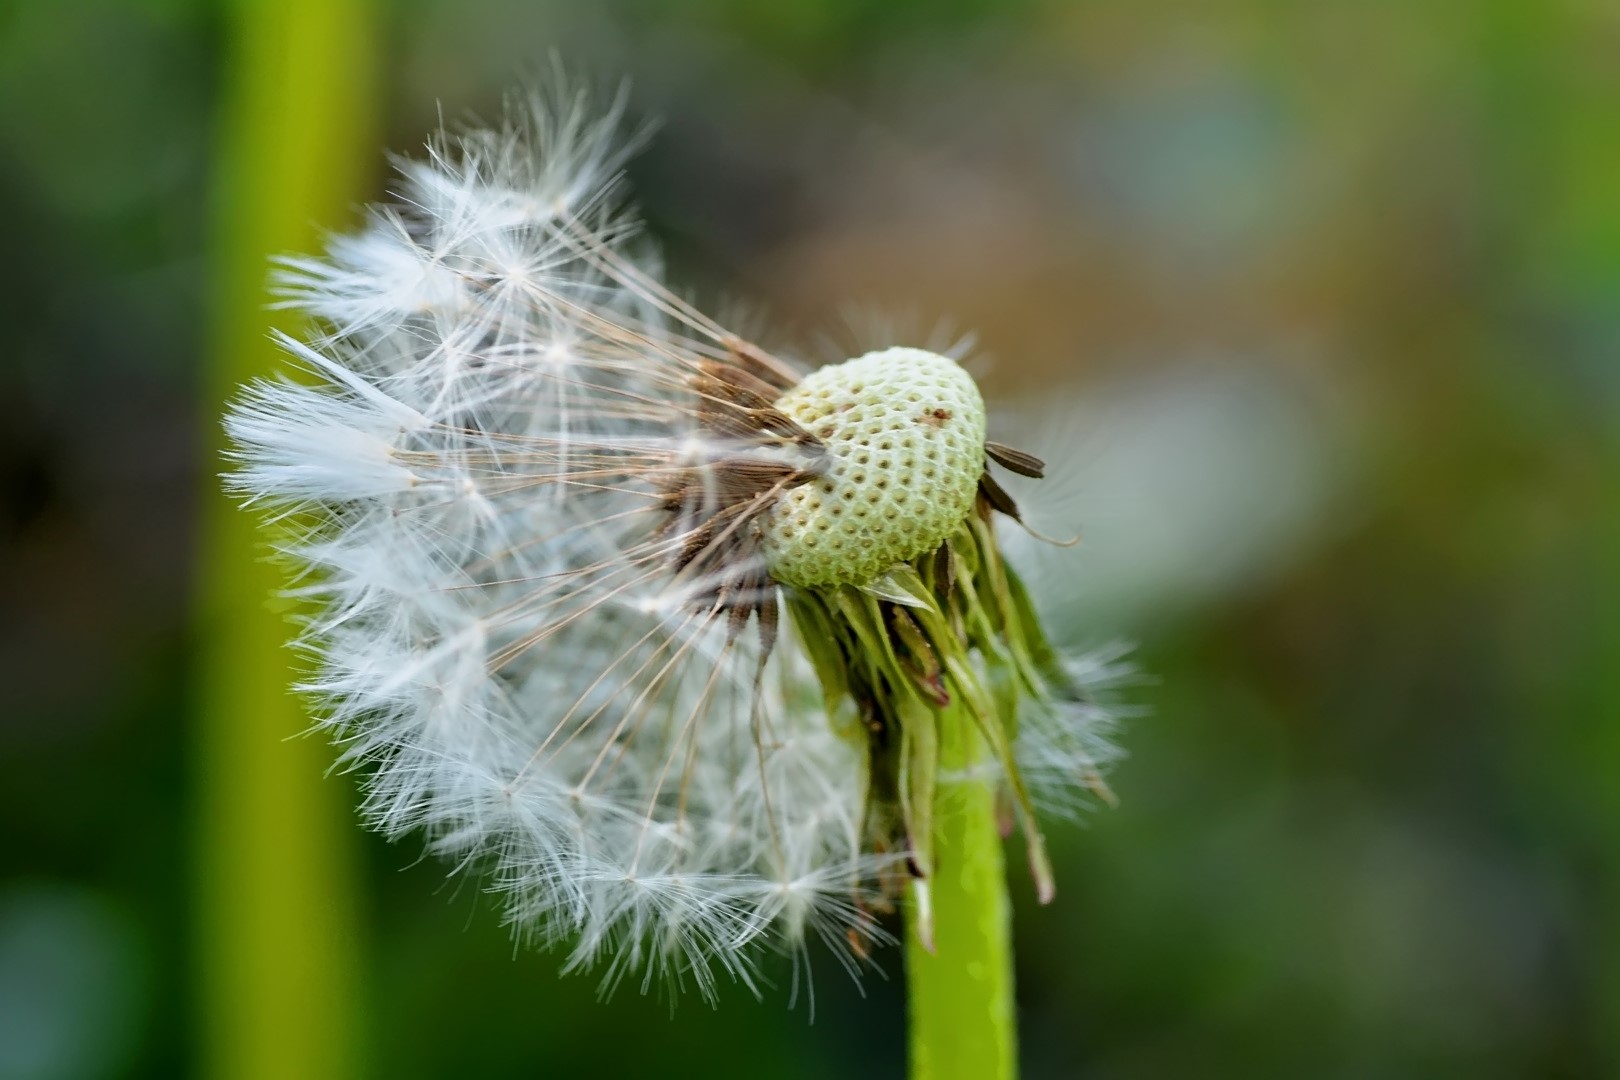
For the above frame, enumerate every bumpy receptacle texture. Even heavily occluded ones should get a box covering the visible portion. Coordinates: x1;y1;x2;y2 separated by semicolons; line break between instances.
761;347;987;588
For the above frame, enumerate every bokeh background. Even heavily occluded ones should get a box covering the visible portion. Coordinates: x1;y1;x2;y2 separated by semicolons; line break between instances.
4;1;1618;1076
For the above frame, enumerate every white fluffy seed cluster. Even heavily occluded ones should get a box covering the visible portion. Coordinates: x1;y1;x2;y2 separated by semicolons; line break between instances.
221;84;1122;998
761;348;988;589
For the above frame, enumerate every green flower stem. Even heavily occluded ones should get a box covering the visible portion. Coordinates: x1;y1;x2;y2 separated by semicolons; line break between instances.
195;1;376;1077
905;702;1017;1080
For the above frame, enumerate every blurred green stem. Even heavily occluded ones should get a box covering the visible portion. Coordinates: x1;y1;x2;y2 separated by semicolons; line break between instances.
196;1;376;1078
905;704;1018;1080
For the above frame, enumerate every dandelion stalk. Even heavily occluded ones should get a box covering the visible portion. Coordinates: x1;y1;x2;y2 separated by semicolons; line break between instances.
905;706;1016;1080
197;0;375;1076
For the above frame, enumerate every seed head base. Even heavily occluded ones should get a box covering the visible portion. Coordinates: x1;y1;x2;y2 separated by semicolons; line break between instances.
761;348;987;590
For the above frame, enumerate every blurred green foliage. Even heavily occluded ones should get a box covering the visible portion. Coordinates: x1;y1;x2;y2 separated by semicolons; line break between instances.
1;1;1616;1077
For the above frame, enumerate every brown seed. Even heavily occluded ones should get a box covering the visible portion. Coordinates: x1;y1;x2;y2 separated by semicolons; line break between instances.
978;470;1023;521
986;440;1047;479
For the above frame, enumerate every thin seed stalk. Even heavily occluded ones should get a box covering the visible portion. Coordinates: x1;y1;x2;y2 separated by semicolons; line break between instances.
905;702;1016;1080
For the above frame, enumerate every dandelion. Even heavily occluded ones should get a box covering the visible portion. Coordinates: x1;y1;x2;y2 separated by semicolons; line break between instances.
224;79;1123;1051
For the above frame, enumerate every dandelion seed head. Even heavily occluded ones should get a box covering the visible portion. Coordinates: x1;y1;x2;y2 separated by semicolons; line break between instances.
223;78;1124;1000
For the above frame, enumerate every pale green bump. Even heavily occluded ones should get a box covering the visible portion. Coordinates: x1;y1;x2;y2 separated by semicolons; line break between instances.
761;347;987;589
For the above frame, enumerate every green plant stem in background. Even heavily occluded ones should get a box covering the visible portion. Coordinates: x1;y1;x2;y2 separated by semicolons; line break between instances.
905;704;1017;1080
195;1;376;1078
